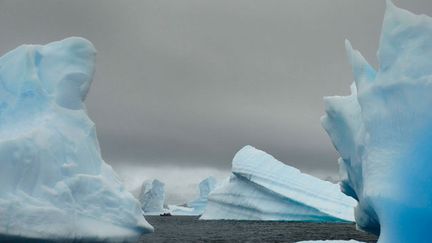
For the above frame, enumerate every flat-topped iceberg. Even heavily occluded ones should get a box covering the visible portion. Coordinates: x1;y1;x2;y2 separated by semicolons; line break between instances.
138;179;166;214
0;37;153;240
321;1;432;242
200;146;356;222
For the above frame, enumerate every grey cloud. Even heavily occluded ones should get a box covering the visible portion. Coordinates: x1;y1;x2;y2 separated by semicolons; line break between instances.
0;0;431;176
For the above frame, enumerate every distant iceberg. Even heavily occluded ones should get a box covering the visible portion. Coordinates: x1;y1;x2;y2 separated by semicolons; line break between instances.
0;37;153;240
169;176;217;216
187;176;217;215
200;146;356;222
138;179;166;215
321;1;432;241
168;205;195;215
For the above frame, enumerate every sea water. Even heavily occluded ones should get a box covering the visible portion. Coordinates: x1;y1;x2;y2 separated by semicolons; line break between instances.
140;216;377;242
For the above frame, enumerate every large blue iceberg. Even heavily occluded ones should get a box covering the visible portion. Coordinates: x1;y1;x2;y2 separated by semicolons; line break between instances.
200;146;356;221
138;179;166;214
0;37;153;240
321;1;432;242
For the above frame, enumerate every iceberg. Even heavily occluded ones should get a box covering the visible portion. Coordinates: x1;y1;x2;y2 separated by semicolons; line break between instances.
167;205;196;216
321;1;432;241
187;176;217;215
169;176;217;216
0;37;153;240
138;179;166;214
200;146;356;222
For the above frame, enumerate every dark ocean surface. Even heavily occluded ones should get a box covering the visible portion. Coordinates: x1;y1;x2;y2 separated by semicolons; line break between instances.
140;216;378;243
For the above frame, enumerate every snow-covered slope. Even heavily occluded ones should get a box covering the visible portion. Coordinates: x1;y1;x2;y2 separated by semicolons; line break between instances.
138;179;165;214
200;146;356;222
321;1;432;242
0;37;153;240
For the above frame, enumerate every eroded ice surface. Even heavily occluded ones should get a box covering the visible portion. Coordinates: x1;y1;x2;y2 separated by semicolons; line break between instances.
0;37;153;240
138;179;165;214
200;146;356;221
321;1;432;242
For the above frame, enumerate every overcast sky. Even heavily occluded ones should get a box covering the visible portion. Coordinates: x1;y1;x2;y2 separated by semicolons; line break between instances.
1;0;431;203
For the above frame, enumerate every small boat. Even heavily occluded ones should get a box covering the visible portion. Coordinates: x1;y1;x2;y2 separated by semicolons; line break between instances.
160;212;172;217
